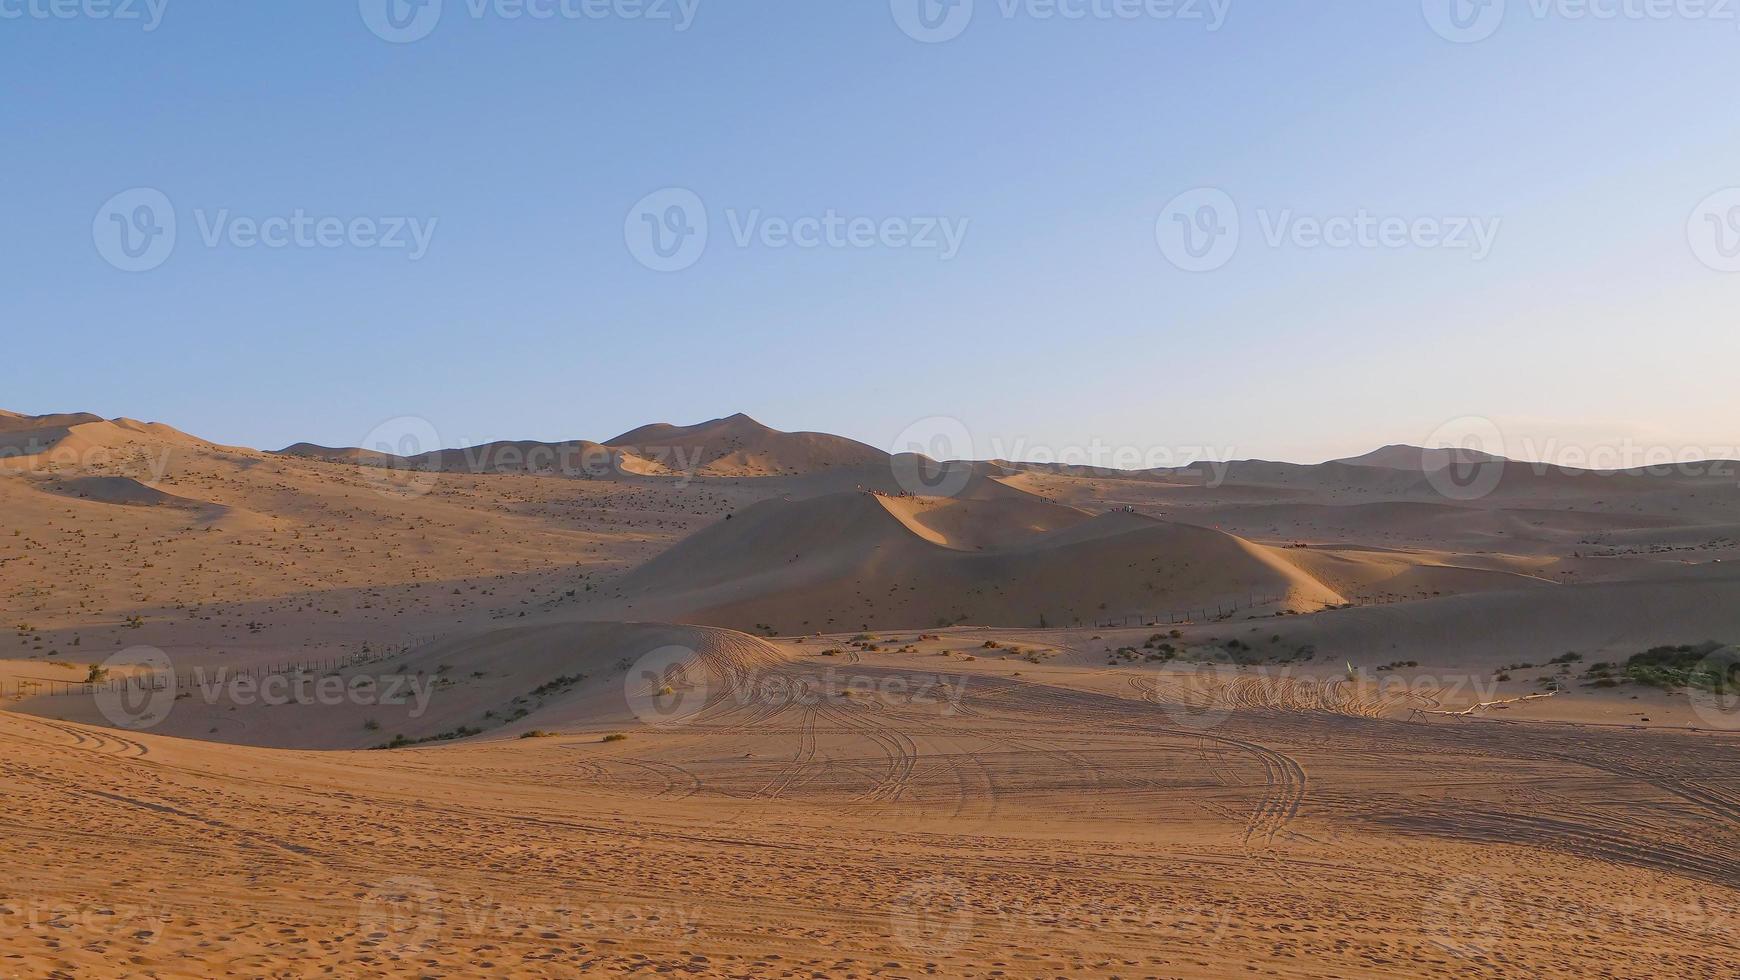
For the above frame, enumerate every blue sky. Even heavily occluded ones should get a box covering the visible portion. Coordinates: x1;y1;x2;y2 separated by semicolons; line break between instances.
4;0;1738;463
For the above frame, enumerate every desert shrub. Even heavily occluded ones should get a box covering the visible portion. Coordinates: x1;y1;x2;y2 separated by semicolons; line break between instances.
1623;643;1738;692
531;673;585;698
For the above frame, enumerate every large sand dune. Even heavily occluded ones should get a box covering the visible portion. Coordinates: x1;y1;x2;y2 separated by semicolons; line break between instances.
9;407;1740;977
612;491;1342;630
11;621;789;750
0;411;224;468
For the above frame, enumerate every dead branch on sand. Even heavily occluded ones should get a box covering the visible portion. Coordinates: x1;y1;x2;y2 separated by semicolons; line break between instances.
1422;691;1557;719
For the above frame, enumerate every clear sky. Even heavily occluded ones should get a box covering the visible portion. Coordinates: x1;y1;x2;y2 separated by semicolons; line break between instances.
4;0;1738;464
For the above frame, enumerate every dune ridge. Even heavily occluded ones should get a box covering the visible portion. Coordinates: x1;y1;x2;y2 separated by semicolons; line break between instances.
612;491;1344;631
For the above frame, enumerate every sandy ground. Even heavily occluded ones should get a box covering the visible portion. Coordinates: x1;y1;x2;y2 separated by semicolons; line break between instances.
5;411;1740;977
8;645;1740;978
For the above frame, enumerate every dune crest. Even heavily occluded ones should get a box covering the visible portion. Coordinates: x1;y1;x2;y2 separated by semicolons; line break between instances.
614;491;1342;630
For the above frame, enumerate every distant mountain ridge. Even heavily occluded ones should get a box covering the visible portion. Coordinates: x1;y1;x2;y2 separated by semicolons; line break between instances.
274;413;891;478
10;408;1735;487
606;413;889;476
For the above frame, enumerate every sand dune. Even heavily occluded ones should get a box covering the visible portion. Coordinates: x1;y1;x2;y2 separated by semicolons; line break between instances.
10;406;1740;978
1334;443;1506;471
613;491;1341;630
0;409;106;433
39;474;215;509
1278;543;1555;600
1205;565;1740;670
1194;499;1683;552
0;411;229;471
875;493;1091;549
11;621;787;750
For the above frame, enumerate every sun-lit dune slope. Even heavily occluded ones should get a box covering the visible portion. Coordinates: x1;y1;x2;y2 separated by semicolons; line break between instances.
10;621;789;750
1276;543;1555;600
0;410;227;467
606;412;889;477
0;409;106;434
874;493;1092;549
613;491;1343;631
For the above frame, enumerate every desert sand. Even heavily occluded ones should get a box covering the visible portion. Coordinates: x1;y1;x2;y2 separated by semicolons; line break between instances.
5;409;1740;977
